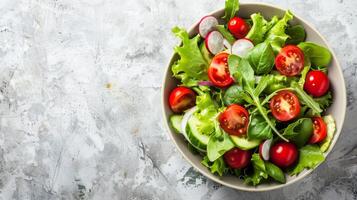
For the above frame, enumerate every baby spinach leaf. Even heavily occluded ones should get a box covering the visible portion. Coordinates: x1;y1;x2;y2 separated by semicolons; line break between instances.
247;42;275;75
283;118;313;147
286;25;306;45
248;113;273;140
298;42;332;66
290;145;325;176
314;92;332;111
320;115;336;152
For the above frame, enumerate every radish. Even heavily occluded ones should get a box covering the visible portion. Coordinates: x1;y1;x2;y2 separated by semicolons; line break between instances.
259;139;273;161
205;31;224;55
223;39;232;52
198;16;219;38
231;38;254;58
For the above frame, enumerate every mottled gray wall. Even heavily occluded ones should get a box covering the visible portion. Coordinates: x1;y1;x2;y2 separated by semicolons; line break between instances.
0;0;356;199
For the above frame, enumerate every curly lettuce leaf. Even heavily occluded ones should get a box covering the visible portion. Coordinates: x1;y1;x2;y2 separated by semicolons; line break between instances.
171;27;208;86
223;0;239;21
244;154;268;185
320;115;336;152
246;13;266;45
290;145;325;176
201;156;229;176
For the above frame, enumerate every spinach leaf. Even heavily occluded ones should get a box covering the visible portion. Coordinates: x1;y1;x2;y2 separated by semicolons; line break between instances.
298;42;332;66
222;0;239;21
207;122;235;161
228;55;288;141
286;25;306;45
223;85;253;105
216;25;236;44
283;118;313;147
247;42;275;75
248;113;273;140
201;156;228;176
244;154;268;185
289;145;325;176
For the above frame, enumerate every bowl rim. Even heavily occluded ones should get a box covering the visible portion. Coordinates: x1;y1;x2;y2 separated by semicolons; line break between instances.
161;2;347;192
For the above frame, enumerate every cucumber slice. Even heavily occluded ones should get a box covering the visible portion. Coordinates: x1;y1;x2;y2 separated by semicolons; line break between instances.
230;135;261;150
186;115;210;152
170;115;183;133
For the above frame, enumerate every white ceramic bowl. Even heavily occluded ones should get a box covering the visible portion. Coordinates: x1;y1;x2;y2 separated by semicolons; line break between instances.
162;3;346;191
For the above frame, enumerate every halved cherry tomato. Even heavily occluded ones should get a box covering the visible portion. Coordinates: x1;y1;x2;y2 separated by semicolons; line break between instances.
275;45;305;76
270;142;298;168
169;86;196;113
224;147;252;169
227;17;250;39
270;90;301;122
218;104;249;136
304;70;330;97
309;117;327;144
208;52;234;87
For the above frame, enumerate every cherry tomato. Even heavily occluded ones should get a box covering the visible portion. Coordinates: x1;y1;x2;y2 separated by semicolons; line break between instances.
168;86;196;113
227;17;250;39
304;70;330;97
309;117;327;144
218;104;249;136
270;142;298;168
275;45;305;76
270;90;301;122
224;147;252;169
208;52;234;87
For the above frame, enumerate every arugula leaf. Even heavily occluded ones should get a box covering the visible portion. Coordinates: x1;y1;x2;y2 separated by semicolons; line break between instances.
244;154;268;185
298;55;311;87
311;65;328;73
286;25;306;45
298;42;332;66
201;156;228;176
283;118;313;147
314;92;332;111
172;27;208;86
247;42;275;75
228;55;288;141
216;25;236;44
291;82;322;114
248;113;273;140
207;121;235;161
265;10;294;53
223;0;239;21
223;85;253;105
320;115;336;152
290;145;325;176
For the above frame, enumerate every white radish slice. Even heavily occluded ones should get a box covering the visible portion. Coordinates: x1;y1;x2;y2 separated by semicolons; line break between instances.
223;39;232;52
205;31;224;55
198;16;219;38
181;106;197;141
259;139;273;161
231;38;254;58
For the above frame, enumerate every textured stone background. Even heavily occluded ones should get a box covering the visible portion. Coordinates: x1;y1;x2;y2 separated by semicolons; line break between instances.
0;0;356;199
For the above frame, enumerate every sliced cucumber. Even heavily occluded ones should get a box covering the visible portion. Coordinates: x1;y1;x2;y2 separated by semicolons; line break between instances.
170;115;183;133
230;135;261;150
186;115;210;152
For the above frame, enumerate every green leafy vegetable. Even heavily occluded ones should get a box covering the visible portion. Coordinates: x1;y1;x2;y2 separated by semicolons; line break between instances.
314;92;332;111
264;73;292;94
265;10;294;53
246;13;267;45
291;82;322;115
298;55;311;87
202;156;228;176
283;118;313;147
223;85;253;105
244;154;268;185
194;88;218;135
228;55;288;141
320;115;336;152
200;42;213;64
223;0;239;21
311;65;328;73
298;42;332;66
265;162;286;183
248;113;273;140
216;25;236;44
247;42;275;75
207;122;235;161
290;145;325;175
286;25;306;45
172;27;208;86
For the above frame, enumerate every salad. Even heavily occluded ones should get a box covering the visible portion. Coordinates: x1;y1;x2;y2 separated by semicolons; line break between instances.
168;0;336;186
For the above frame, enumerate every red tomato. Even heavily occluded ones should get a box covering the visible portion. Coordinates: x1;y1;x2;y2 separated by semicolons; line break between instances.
309;117;327;144
270;142;298;168
227;17;250;39
275;45;305;76
208;52;234;87
304;70;330;97
270;90;301;122
224;148;252;169
168;86;196;113
218;104;249;136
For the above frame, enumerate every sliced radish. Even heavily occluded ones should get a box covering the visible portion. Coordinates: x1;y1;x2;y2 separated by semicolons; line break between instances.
259;139;273;161
223;39;232;52
198;81;214;87
199;16;219;38
181;106;197;141
205;31;224;55
231;38;254;58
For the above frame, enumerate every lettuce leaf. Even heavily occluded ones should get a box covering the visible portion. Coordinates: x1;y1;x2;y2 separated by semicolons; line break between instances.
201;156;229;176
223;0;240;21
290;145;325;176
314;92;332;111
246;13;267;45
320;115;336;152
244;154;268;185
171;27;208;86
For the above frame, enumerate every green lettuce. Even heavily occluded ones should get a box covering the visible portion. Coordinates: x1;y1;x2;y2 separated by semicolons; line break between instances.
223;0;240;21
171;27;208;86
201;156;229;176
290;145;325;175
244;154;268;185
320;115;336;152
298;42;332;66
